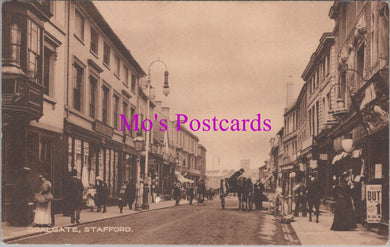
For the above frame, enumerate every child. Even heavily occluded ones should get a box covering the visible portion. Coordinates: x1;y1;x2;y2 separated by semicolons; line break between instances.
118;182;127;213
86;184;96;212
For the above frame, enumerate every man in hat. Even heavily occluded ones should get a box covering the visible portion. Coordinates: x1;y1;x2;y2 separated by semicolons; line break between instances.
66;169;84;224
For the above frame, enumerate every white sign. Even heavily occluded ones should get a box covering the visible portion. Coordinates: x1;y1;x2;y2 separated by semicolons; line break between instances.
375;164;382;179
366;184;382;223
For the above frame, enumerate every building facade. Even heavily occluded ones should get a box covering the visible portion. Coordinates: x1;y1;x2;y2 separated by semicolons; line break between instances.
2;0;67;218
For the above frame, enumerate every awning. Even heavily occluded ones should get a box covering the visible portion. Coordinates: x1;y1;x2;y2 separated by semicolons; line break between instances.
175;171;195;184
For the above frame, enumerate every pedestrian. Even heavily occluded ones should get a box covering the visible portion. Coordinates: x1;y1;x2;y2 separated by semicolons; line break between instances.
33;173;54;227
67;169;84;224
118;181;127;213
188;186;194;205
96;177;108;213
8;167;32;226
307;176;321;223
173;182;182;206
62;171;72;217
293;180;307;217
86;184;96;211
125;181;136;210
254;180;263;210
331;172;357;231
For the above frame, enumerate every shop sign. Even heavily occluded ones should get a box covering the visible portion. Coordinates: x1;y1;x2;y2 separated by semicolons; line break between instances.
319;154;328;161
366;184;382;223
375;164;382;179
281;165;293;170
94;120;114;137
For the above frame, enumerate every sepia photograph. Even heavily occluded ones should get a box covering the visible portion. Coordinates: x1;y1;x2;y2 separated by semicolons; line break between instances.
1;0;389;245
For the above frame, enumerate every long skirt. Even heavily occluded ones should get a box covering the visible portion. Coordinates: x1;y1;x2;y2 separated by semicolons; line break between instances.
331;197;357;231
34;201;52;225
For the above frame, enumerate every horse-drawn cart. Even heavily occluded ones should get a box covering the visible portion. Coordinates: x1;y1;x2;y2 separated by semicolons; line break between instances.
220;177;254;211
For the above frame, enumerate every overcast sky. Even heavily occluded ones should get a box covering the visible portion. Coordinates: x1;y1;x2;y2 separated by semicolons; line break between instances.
94;1;334;171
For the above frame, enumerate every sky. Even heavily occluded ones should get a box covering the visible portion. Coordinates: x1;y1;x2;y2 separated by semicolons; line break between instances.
94;1;335;171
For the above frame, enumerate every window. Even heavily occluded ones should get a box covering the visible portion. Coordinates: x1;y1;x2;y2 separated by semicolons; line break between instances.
73;63;84;111
2;14;23;65
122;101;128;134
90;27;98;55
114;55;120;77
74;9;84;41
131;73;136;92
89;75;98;118
326;54;330;75
357;45;365;88
103;42;110;66
113;95;119;130
102;85;109;124
124;66;129;86
130;108;135;137
27;19;42;82
43;46;55;96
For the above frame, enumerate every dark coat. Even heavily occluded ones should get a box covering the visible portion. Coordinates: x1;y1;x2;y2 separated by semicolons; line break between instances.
96;182;109;206
307;180;321;202
331;182;357;231
125;182;136;203
67;176;84;208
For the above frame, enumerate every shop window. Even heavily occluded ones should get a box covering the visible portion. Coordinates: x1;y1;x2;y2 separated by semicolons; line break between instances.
89;75;98;118
103;42;110;67
74;9;84;41
90;27;98;55
73;62;84;112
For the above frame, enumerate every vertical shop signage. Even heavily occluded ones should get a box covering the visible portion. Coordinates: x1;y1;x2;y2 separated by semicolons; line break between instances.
366;184;382;223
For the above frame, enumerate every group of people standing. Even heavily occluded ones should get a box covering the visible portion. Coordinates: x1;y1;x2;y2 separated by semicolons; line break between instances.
292;173;357;231
7;167;138;227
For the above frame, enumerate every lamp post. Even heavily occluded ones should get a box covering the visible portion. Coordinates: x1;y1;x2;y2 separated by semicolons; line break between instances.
133;134;145;211
143;58;170;210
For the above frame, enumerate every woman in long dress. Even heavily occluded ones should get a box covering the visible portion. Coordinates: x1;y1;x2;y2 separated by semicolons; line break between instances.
331;175;357;231
33;174;53;227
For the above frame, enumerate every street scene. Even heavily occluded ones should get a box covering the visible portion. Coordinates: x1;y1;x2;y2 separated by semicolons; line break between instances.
1;0;389;245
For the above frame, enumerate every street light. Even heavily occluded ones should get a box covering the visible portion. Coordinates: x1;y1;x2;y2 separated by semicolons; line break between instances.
133;134;145;211
143;58;170;210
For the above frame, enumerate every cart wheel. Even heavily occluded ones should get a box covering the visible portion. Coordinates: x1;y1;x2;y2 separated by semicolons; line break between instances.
221;196;225;209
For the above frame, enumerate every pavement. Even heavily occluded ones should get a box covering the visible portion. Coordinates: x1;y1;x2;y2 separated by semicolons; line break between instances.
290;207;389;245
2;198;189;243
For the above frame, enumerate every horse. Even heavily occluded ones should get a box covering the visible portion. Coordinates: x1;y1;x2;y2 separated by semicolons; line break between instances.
237;176;254;211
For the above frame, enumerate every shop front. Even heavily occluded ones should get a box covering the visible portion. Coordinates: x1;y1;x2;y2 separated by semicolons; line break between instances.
65;120;123;200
